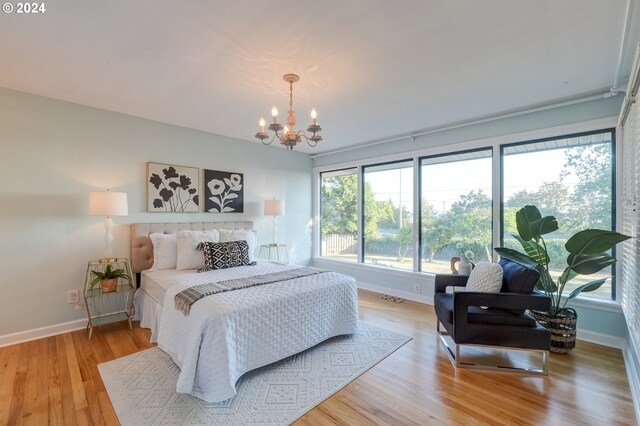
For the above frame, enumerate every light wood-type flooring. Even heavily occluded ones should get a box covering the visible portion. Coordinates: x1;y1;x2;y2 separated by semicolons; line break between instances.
0;289;636;425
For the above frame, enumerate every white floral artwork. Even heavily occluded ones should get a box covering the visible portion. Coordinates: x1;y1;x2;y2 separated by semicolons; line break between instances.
147;162;199;212
204;169;244;213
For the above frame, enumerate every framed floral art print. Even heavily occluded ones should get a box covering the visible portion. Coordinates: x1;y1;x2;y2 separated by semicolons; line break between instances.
204;169;244;213
147;162;199;212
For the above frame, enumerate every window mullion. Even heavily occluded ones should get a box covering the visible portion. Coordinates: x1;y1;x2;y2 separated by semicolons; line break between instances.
413;157;420;272
357;165;364;263
492;146;501;261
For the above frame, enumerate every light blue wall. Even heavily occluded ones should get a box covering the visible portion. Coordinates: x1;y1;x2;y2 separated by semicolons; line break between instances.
0;87;312;336
313;94;627;344
573;304;626;338
0;85;627;344
314;95;623;167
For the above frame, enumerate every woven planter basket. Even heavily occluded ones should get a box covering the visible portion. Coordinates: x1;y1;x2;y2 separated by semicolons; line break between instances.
529;308;578;353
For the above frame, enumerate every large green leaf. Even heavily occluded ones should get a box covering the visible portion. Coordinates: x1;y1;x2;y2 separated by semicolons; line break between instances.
515;206;541;241
515;205;558;241
513;234;549;265
558;266;578;286
567;252;617;275
531;216;559;237
567;279;607;299
565;229;631;255
494;247;539;268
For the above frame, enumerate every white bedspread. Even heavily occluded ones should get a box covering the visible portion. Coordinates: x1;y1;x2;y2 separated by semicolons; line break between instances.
156;261;359;403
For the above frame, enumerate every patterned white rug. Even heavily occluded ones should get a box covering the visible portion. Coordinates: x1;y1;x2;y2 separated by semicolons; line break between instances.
99;323;411;425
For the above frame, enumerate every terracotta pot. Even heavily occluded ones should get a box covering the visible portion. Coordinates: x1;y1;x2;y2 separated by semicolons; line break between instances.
100;278;118;293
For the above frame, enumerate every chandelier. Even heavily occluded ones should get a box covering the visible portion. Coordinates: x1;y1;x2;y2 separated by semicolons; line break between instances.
255;74;322;150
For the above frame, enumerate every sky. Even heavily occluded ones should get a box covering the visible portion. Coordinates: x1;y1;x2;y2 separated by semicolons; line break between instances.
366;149;582;213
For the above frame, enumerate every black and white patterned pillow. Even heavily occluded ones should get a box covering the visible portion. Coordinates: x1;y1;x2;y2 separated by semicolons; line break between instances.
196;240;256;272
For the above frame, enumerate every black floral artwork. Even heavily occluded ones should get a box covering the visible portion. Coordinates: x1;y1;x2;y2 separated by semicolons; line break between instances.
147;162;199;212
204;169;244;213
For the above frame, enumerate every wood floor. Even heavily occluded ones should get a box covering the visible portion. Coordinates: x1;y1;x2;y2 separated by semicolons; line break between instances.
0;289;636;425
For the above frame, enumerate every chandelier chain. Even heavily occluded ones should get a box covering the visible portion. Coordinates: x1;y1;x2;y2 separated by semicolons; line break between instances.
289;81;294;110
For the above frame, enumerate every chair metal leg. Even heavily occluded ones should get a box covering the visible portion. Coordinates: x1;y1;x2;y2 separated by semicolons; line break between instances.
436;320;549;375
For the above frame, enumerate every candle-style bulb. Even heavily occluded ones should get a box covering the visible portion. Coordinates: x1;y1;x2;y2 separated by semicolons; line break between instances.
283;126;289;133
271;105;278;117
310;108;317;120
259;117;266;127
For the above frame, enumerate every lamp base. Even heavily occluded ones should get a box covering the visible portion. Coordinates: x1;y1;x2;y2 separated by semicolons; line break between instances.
98;257;118;264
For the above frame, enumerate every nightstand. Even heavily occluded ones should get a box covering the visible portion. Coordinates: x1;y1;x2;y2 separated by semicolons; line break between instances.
259;243;289;263
83;258;135;339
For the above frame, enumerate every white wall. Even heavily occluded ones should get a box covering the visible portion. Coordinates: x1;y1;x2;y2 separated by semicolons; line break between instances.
0;87;312;336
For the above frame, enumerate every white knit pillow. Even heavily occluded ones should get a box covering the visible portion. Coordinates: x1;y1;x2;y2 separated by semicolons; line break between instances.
466;261;503;293
219;229;257;262
176;229;220;270
149;233;177;270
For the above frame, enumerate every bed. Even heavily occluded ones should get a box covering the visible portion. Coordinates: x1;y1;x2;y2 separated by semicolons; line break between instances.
131;222;359;403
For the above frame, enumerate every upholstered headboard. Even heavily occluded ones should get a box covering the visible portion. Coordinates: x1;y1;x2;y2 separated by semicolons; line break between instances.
131;221;253;273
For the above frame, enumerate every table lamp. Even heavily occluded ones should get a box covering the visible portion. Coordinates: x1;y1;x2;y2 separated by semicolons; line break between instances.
89;189;128;263
264;199;284;246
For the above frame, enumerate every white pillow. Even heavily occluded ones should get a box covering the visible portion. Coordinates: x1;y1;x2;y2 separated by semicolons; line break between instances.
149;233;177;270
176;229;220;270
466;261;503;293
219;229;257;262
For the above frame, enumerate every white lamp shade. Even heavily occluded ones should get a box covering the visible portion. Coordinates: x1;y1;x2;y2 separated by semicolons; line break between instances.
89;191;128;216
264;199;284;216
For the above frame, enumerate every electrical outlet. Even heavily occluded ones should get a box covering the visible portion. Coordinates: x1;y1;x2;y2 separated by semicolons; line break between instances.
413;283;421;294
67;290;79;304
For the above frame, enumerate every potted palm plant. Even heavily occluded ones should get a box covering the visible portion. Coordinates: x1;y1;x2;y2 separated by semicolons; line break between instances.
495;205;630;353
89;264;132;293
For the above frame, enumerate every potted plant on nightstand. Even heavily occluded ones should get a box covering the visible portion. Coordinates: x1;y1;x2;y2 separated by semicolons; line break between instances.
495;205;630;353
89;264;132;293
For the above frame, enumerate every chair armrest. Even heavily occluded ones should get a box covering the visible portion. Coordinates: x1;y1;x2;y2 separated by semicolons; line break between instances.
434;274;469;293
453;292;551;313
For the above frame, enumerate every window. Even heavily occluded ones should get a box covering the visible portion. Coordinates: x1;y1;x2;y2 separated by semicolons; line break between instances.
420;149;493;274
363;160;414;270
502;130;615;300
315;128;617;303
320;168;358;262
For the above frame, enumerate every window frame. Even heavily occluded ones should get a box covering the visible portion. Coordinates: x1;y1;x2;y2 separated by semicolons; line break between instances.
319;167;359;262
499;128;617;300
312;119;618;305
418;147;494;272
361;158;414;269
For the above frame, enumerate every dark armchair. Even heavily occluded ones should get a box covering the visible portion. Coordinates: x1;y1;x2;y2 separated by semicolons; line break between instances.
434;258;551;374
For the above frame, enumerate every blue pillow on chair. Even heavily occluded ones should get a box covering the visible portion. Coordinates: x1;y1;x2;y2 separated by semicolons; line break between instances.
499;258;540;315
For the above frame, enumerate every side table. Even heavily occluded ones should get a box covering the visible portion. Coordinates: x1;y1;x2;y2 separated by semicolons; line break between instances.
83;258;135;339
259;243;289;263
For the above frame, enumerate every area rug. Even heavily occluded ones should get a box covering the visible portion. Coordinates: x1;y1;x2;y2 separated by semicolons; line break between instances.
98;323;411;425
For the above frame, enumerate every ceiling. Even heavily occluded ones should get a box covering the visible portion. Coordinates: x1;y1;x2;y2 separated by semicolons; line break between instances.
1;0;639;154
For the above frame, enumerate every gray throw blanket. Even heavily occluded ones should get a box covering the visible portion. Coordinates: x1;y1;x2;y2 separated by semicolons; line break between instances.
174;266;328;315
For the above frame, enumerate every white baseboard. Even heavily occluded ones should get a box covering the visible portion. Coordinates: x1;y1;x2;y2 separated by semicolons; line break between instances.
576;329;626;349
357;281;433;305
623;334;640;423
0;319;86;348
0;286;626;351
